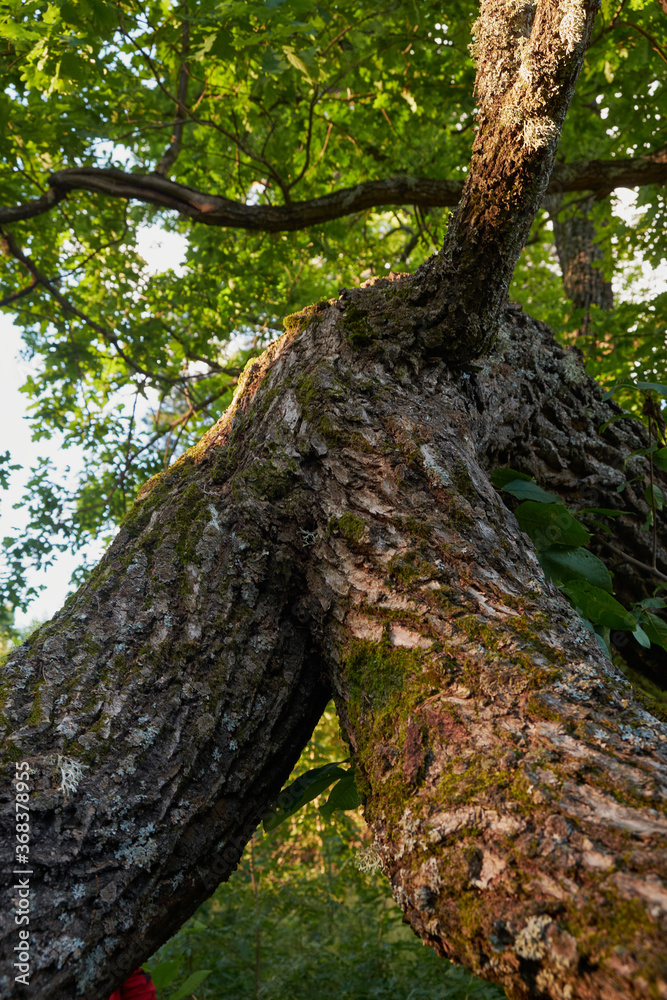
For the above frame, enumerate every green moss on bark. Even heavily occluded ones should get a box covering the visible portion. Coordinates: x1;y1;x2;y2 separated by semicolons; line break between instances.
330;512;366;544
283;300;328;335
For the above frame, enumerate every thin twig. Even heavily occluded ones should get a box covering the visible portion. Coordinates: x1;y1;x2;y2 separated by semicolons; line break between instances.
58;383;233;524
0;227;181;388
155;9;191;176
615;19;667;65
604;540;667;582
120;23;291;198
288;88;319;191
63;208;130;275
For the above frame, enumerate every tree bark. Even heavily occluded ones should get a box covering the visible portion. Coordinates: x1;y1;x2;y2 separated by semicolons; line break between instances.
472;303;667;687
545;195;613;313
1;296;665;1000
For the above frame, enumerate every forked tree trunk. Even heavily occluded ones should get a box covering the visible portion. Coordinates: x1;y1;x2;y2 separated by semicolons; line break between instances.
4;3;664;997
1;297;665;1000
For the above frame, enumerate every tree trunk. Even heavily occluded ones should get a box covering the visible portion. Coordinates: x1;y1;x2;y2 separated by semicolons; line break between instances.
337;0;603;363
2;295;665;1000
473;304;667;686
545;195;614;322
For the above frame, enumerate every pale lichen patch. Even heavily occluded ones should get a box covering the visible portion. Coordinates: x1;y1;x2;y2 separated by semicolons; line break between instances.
514;914;553;960
387;624;432;649
470;850;507;889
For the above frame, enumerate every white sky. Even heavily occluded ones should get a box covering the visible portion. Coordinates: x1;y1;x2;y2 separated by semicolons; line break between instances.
1;198;665;629
1;226;186;627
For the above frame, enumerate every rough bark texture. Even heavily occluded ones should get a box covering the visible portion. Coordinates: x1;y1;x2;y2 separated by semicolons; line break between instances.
473;308;667;686
545;195;613;312
413;0;602;359
2;293;666;1000
0;403;333;998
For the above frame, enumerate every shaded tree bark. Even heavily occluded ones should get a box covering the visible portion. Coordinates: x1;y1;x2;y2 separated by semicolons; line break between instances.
1;298;666;1000
544;195;613;329
473;304;667;687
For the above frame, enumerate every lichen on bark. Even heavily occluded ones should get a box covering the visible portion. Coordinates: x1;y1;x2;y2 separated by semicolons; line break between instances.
1;299;665;1000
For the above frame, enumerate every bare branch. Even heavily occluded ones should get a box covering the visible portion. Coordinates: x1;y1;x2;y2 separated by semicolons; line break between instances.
615;18;667;63
1;145;665;232
0;278;38;307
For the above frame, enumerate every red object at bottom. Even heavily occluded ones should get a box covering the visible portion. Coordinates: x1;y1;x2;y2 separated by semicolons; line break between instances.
108;968;157;1000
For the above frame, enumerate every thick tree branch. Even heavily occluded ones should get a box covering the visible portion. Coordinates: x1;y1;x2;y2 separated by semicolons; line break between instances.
0;146;665;230
413;0;605;359
0;187;66;224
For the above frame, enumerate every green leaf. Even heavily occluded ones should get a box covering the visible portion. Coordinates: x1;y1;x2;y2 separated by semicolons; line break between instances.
514;503;591;551
150;960;182;990
654;448;667;472
636;380;667;397
263;761;348;831
501;480;559;504
599;412;632;434
636;597;667;610
642;611;667;652
604;378;667;399
262;48;289;75
633;624;651;648
602;379;635;399
170;970;212;1000
283;45;316;81
538;546;613;593
577;507;626;518
490;467;532;488
645;485;665;511
560;582;636;630
319;770;360;820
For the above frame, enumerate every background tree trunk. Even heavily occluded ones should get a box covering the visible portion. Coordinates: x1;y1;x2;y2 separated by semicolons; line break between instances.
475;304;667;686
1;296;665;1000
544;194;614;343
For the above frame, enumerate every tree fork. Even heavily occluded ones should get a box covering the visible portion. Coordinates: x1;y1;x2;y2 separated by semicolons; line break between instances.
1;301;665;1000
327;0;604;362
